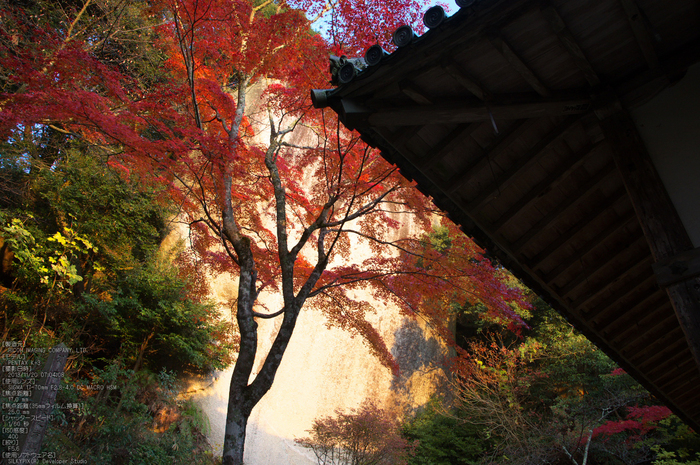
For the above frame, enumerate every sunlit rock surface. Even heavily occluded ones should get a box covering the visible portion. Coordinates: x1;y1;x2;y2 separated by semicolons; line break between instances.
184;285;447;464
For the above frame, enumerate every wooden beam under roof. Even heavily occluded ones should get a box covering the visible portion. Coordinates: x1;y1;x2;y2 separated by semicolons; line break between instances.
572;255;653;309
416;122;481;169
399;80;433;104
540;2;601;86
366;97;591;126
528;190;628;267
442;62;493;101
511;164;618;253
558;231;647;297
609;292;672;341
617;0;660;70
597;103;700;372
651;352;699;384
588;278;658;325
591;277;662;329
492;140;602;232
657;358;697;389
642;341;687;375
639;335;687;370
618;305;677;348
543;209;636;284
487;32;552;97
628;324;682;368
445;119;533;193
466;115;580;212
560;234;647;298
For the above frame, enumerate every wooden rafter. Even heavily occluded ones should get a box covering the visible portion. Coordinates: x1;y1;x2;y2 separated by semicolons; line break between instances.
618;0;660;70
511;163;618;253
637;334;688;373
616;310;677;354
572;255;653;309
653;359;696;390
558;231;646;297
666;378;700;403
591;280;663;329
597;105;700;371
543;209;636;284
647;347;691;376
626;324;682;364
678;393;700;412
639;337;688;370
380;126;424;166
528;190;628;267
540;2;601;86
651;373;699;403
445;119;534;192
646;356;692;387
466;116;580;212
366;97;590;126
670;389;700;412
487;32;552;97
558;231;646;296
658;359;698;390
492;141;602;233
589;285;659;331
389;125;421;147
609;292;670;338
614;302;675;347
416;122;481;169
399;80;433;104
442;62;493;101
660;371;700;398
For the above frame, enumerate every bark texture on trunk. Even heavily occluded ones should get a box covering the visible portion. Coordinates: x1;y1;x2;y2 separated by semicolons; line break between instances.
222;406;249;465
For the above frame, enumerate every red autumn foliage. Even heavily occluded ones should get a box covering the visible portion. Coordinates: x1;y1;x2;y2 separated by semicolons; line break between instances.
296;400;415;465
593;405;673;439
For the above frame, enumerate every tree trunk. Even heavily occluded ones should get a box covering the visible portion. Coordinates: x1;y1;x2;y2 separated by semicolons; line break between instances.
133;329;155;372
220;304;303;465
223;406;249;465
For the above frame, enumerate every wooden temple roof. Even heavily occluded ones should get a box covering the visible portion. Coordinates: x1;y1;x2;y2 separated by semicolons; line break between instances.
313;0;700;429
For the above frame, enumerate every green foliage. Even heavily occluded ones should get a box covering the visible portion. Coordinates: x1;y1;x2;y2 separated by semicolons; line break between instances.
39;362;220;465
2;218;98;290
403;400;486;465
81;259;236;373
1;145;234;372
33;146;168;269
0;132;233;462
647;419;700;465
653;447;700;465
425;226;453;254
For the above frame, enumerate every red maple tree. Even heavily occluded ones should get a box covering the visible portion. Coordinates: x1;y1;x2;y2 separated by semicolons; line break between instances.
0;1;529;463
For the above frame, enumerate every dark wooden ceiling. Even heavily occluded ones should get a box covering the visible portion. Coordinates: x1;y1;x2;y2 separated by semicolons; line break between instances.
315;0;700;429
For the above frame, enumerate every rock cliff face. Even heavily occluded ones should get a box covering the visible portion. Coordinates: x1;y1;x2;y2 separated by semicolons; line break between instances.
178;81;448;464
185;281;447;464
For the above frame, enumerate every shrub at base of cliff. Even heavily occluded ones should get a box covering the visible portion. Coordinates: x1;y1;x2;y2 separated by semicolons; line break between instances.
297;400;415;465
402;399;487;465
78;258;237;374
40;363;220;465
